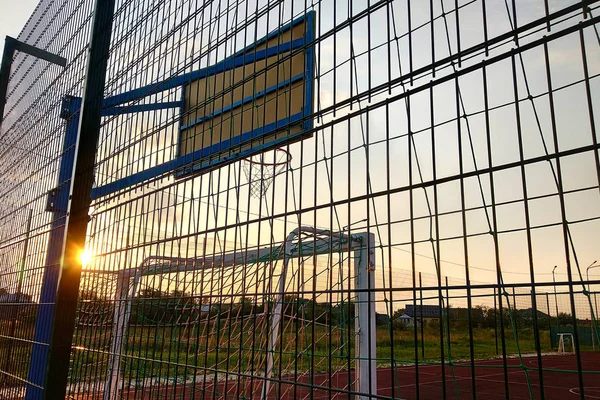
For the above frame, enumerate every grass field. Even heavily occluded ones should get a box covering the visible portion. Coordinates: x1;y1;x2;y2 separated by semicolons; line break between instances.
1;314;590;390
66;323;560;384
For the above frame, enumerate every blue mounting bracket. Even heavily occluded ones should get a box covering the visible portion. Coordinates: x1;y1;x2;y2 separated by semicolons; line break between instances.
25;95;79;399
89;11;315;199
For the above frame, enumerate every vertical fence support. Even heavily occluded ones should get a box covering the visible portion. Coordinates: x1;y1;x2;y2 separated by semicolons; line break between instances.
512;287;518;331
355;233;376;400
445;277;451;349
32;1;115;398
546;293;551;327
592;293;600;351
494;287;499;355
0;37;16;126
25;96;80;400
419;272;424;358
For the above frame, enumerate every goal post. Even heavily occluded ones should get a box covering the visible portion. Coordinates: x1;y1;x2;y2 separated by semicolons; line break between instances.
557;333;575;354
104;227;377;400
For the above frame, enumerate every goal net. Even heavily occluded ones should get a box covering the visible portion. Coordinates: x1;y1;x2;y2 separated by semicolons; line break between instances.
93;227;376;400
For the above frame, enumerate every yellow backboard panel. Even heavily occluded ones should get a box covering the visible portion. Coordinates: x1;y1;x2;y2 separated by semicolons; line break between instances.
177;12;315;174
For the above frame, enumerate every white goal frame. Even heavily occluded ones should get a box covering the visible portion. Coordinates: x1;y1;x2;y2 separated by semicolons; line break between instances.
103;227;377;400
557;332;575;354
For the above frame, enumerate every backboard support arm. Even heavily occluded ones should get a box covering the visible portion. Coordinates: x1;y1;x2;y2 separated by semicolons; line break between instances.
0;36;66;128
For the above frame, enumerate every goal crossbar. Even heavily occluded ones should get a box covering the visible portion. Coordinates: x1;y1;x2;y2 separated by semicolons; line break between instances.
103;227;377;400
115;228;361;279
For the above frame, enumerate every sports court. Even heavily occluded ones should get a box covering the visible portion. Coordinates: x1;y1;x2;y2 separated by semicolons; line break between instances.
100;353;600;399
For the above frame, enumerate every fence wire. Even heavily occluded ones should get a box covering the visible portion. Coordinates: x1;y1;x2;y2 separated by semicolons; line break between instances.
1;0;600;399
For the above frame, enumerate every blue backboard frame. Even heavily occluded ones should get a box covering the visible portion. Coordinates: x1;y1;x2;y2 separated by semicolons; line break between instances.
174;11;315;177
88;11;315;199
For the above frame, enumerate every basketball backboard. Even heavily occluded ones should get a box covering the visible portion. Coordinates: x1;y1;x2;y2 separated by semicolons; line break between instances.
176;12;315;176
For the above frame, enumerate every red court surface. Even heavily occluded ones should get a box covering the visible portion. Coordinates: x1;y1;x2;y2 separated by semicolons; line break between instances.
261;353;600;399
367;352;600;400
110;352;600;399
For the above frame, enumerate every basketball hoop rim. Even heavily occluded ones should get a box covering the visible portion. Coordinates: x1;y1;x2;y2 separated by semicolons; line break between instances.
244;148;292;167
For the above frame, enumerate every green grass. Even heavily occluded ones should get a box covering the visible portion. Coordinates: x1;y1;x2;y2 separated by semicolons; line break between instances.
64;322;559;383
0;319;584;387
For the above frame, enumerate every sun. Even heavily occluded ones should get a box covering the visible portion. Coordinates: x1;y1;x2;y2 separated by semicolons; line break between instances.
79;249;92;265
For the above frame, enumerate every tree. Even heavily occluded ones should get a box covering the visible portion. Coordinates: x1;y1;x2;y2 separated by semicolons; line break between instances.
555;312;574;327
234;296;255;316
392;308;408;330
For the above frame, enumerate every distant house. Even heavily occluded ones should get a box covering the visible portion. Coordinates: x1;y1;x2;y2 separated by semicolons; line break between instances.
405;304;441;320
200;304;211;314
404;304;487;326
518;308;550;320
448;307;484;322
376;313;390;326
399;304;442;327
396;313;417;327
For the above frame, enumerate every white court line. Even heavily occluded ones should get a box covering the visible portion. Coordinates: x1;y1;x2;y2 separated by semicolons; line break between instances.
569;387;600;399
394;361;573;390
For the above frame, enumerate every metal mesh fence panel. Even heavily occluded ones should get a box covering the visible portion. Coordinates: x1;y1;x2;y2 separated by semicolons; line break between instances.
1;0;600;399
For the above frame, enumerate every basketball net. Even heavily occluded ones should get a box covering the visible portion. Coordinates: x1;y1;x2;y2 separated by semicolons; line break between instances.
242;148;291;199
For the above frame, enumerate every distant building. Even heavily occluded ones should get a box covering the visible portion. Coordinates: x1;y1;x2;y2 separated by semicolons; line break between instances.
200;304;211;314
400;304;442;327
405;304;441;319
376;313;389;326
396;313;417;327
518;308;550;320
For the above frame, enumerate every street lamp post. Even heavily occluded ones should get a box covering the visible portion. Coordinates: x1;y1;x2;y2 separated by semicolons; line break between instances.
586;262;600;351
586;262;600;292
553;265;559;349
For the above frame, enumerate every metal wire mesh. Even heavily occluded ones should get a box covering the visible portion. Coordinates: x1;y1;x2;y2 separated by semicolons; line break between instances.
1;0;600;399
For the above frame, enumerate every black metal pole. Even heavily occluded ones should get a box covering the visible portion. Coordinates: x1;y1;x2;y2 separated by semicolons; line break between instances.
494;286;499;355
596;292;599;352
512;287;518;332
8;37;67;67
445;276;451;354
419;272;424;358
546;293;551;346
43;0;115;398
0;38;16;126
553;266;559;338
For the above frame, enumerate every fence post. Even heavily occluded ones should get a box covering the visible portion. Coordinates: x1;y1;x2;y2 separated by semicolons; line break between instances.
0;37;16;126
445;277;451;352
546;293;552;348
41;1;115;398
592;292;600;351
494;286;499;355
513;287;518;332
25;96;80;399
419;272;424;358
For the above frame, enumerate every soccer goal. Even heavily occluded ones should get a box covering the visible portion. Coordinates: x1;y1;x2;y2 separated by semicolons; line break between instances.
557;333;575;355
102;227;376;400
